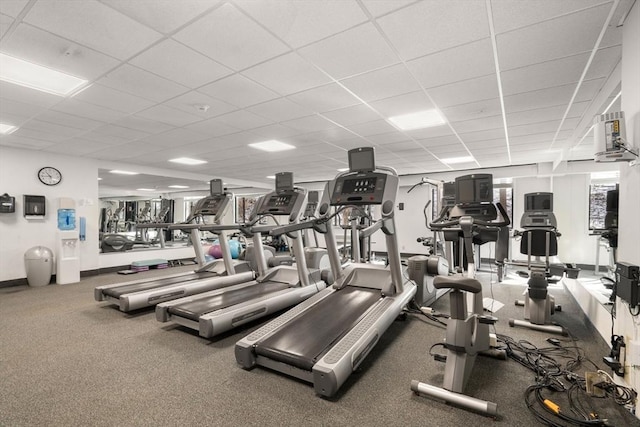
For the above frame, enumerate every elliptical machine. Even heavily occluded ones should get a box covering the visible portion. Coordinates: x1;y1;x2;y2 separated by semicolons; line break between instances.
411;174;510;417
509;192;567;336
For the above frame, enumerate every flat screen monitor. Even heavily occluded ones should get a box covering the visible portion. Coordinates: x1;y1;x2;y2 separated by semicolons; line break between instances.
307;190;319;204
275;172;293;191
454;174;493;205
209;179;223;195
348;147;375;172
524;192;553;212
606;189;619;212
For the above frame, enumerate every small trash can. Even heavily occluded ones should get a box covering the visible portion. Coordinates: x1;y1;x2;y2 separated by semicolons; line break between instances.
24;246;53;287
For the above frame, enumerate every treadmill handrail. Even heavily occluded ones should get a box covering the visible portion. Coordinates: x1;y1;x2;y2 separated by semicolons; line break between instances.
430;202;510;230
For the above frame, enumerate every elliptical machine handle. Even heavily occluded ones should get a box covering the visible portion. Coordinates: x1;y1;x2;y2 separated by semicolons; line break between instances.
469;203;511;228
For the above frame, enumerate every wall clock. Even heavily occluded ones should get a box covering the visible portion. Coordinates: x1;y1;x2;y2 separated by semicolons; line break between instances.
38;167;62;186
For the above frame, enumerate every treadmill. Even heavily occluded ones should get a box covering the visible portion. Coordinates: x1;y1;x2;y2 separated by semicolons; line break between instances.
155;172;327;338
235;147;417;397
94;179;255;312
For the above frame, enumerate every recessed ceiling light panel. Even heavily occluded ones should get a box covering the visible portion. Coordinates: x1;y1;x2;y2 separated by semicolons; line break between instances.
0;123;18;135
249;140;296;152
388;109;446;131
168;185;189;189
169;157;207;165
440;156;475;164
137;188;155;191
266;175;276;179
109;170;139;175
0;53;88;96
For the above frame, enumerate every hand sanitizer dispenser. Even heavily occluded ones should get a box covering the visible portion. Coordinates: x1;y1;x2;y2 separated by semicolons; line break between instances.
56;198;80;284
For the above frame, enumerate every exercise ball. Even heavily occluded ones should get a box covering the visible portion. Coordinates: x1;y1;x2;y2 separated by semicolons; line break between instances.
208;245;223;259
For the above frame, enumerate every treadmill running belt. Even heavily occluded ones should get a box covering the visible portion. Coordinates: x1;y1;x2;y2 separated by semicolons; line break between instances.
167;281;290;321
103;272;218;298
254;287;381;371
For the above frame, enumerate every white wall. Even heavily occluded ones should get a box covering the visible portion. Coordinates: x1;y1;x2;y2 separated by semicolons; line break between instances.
613;0;640;414
0;147;100;281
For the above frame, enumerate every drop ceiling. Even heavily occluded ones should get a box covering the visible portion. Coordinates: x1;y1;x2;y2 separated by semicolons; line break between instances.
0;0;632;194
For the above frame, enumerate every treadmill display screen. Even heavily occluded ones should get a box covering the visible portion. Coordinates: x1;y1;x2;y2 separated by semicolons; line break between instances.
195;196;224;215
275;172;294;191
267;195;292;208
342;177;377;194
209;179;223;195
348;147;375;172
455;174;493;205
524;193;552;212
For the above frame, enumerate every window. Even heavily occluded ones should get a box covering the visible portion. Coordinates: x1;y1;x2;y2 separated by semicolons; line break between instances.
235;196;260;223
589;183;618;230
493;185;513;227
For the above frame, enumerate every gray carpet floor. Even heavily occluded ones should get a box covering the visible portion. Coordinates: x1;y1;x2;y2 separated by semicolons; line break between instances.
1;265;638;426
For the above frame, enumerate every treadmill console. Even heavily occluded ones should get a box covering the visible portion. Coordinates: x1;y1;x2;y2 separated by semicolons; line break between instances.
193;194;229;216
331;173;387;205
257;190;304;217
521;212;557;228
449;203;497;222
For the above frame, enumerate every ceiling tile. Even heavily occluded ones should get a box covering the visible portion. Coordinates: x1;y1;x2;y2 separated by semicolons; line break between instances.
585;45;622;80
366;131;412;145
92;123;150;141
17;120;86;141
98;64;189;102
299;23;399;80
376;0;490;60
163;90;237;119
101;0;219;34
52;98;129;123
428;74;500;108
403;124;454;140
198;74;279;108
496;3;610;70
0;14;14;39
490;0;607;34
242;52;331;96
441;98;503;122
73;83;155;114
503;78;604;113
130;39;232;88
406;38;495;89
287;83;360;113
36;110;105;131
24;0;162;60
236;0;368;48
247;98;313;123
340;63;422;102
360;0;415;17
502;53;589;95
0;0;28;18
347;119;397;137
135;104;203;127
249;123;302;139
173;3;289;70
42;138;110;155
184;117;241;137
321;104;381;127
0;97;44;123
369;91;434;117
281;115;338;133
111;116;175;135
451;115;504;134
457;128;506;143
1;23;119;81
136;128;209;148
417;134;462;147
0;81;61;109
0;134;55;149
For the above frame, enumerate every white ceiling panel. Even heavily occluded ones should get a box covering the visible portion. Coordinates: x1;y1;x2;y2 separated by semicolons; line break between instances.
73;83;155;114
163;91;237;119
360;0;416;17
24;0;162;60
496;3;610;70
369;91;434;117
366;131;412;145
340;63;422;103
184;117;241;137
36;110;105;131
247;98;313;123
130;39;232;88
347;119;397;137
242;52;331;96
282;115;339;133
0;0;28;18
428;74;500;108
92;123;150;142
135;104;203;127
98;64;189;103
490;0;607;34
249;124;302;139
503;78;604;113
585;45;623;80
0;14;13;39
0;97;43;122
458;128;507;143
111;116;175;135
42;138;110;155
321;104;382;127
406;38;496;89
18;120;86;141
404;125;455;140
501;53;589;96
441;98;503;122
0;134;55;149
451;115;504;134
299;23;399;80
100;0;219;34
136;128;209;148
0;80;61;108
198;74;278;108
52;98;129;123
236;0;368;48
287;83;360;113
376;0;490;60
418;134;465;148
173;3;289;70
0;23;119;80
214;110;273;130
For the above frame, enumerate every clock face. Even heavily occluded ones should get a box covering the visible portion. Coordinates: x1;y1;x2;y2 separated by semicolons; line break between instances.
38;167;62;186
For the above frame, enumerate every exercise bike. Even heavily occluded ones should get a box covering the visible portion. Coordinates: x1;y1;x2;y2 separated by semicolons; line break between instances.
411;174;509;417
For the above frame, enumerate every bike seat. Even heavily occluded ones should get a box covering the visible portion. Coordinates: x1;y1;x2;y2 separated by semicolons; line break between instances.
433;275;482;294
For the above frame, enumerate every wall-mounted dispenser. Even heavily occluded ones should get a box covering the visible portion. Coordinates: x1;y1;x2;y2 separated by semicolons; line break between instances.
56;198;80;284
57;197;76;230
24;195;45;218
0;193;15;213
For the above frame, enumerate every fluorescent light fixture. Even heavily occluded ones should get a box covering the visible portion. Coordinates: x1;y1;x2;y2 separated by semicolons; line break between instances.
0;53;88;96
440;156;475;164
97;177;103;181
168;185;189;189
0;123;18;135
110;170;139;175
137;188;155;191
249;140;296;152
388;109;446;131
169;157;207;165
337;168;349;172
266;175;276;179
